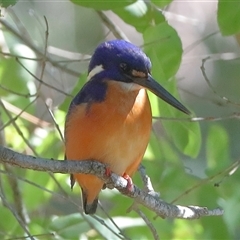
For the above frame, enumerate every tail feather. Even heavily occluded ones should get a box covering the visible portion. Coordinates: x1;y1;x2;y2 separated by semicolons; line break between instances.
70;174;75;190
81;188;98;214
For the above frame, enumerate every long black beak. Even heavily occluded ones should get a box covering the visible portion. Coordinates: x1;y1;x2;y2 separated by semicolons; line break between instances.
133;74;190;115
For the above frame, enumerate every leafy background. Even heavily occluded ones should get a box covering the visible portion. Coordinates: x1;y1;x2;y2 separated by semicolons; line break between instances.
0;0;240;239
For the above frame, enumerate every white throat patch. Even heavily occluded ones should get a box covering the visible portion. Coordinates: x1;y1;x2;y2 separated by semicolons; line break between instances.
118;82;141;92
87;65;104;81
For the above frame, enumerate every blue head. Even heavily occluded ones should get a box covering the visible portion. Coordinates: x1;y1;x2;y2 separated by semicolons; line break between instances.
88;40;151;83
87;39;190;114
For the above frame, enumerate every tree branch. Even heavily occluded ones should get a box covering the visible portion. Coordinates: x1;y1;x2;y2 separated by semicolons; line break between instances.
0;145;223;219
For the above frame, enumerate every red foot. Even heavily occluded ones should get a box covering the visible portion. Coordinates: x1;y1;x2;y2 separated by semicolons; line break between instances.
105;167;112;177
122;173;134;192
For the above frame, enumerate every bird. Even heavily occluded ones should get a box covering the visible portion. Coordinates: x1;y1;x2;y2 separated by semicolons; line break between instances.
65;39;190;215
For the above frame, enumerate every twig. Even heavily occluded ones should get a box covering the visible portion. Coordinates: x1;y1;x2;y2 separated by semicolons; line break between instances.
3;164;28;225
0;18;80;77
96;11;129;41
0;180;33;240
135;165;160;239
0;99;68;196
132;204;160;240
36;16;49;94
0;51;43;60
0;145;224;220
16;57;72;97
0;99;38;155
92;215;126;240
0;99;50;130
44;99;64;142
0;99;38;153
184;31;219;54
0;83;37;98
153;112;240;122
1;96;63;229
171;160;240;204
8;8;33;43
201;57;240;107
0;169;64;198
138;164;160;198
98;202;130;240
0;169;125;239
4;232;55;240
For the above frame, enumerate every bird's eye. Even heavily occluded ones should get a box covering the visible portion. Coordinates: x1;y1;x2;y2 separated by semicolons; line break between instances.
120;63;130;73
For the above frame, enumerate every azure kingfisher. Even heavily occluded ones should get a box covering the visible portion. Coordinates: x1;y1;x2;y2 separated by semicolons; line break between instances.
65;39;190;215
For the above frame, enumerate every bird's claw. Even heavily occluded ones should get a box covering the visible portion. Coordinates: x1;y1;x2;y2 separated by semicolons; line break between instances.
105;167;112;177
122;173;134;192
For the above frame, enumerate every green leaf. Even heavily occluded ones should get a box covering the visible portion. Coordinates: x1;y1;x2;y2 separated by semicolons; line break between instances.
0;206;21;237
0;0;17;8
0;44;37;112
87;216;145;240
217;1;240;35
0;58;31;108
145;132;179;162
162;114;201;158
150;82;200;157
206;124;230;174
70;0;136;10
50;213;84;231
220;193;240;234
114;1;165;33
50;214;144;239
199;185;229;239
173;219;203;239
50;214;90;239
36;131;64;159
143;22;200;157
143;22;182;81
4;122;27;150
151;0;173;8
22;171;51;210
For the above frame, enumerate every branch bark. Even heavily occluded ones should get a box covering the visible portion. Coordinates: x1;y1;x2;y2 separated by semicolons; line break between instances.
0;145;223;219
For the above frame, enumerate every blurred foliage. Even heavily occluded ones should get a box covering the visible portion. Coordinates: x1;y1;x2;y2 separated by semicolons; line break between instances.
217;0;240;35
71;0;136;10
0;0;240;240
113;1;165;33
0;0;17;8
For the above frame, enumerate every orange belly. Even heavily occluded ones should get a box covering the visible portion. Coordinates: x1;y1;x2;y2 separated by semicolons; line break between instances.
65;82;152;203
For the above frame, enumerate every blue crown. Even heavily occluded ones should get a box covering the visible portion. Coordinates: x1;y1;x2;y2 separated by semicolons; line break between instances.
88;39;151;83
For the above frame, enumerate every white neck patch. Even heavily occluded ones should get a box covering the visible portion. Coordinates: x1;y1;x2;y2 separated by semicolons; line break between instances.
87;65;104;81
118;82;141;92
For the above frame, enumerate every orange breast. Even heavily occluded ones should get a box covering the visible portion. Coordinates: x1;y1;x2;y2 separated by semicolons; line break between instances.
65;81;152;202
